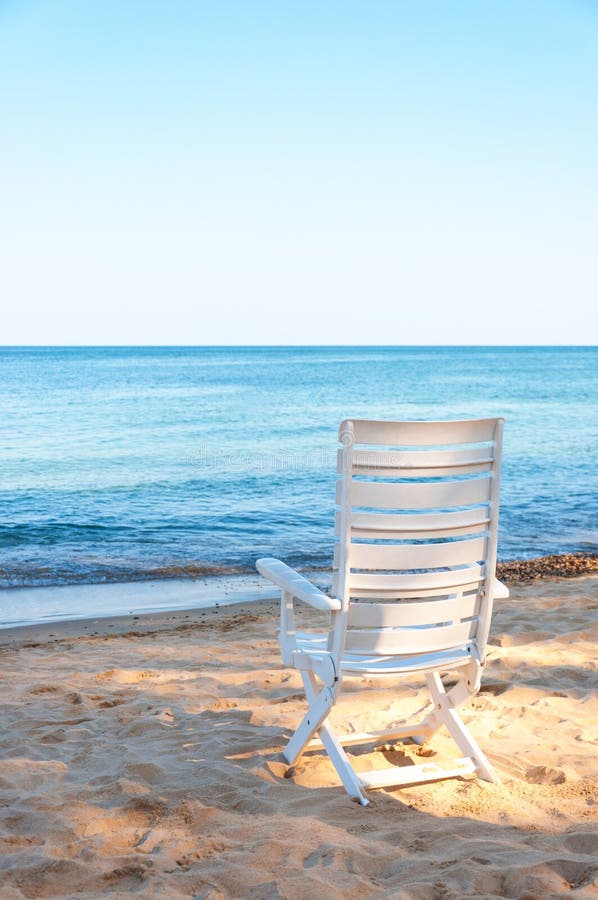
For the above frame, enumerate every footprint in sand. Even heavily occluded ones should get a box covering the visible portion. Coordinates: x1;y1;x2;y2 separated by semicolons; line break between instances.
102;862;151;889
269;691;304;704
525;764;567;784
548;858;598;891
65;691;83;704
209;698;239;710
0;759;68;791
95;669;116;681
304;844;336;868
124;763;169;785
39;728;67;744
136;671;157;681
29;684;60;694
478;681;510;695
563;831;598;855
11;858;90;896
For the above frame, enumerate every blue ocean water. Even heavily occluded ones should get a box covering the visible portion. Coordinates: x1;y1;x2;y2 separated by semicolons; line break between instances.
0;346;596;588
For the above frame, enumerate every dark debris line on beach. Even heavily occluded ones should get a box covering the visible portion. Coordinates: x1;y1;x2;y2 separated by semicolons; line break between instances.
496;553;598;584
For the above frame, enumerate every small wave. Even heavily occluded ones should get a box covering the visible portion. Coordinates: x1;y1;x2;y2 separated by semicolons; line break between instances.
0;522;137;549
0;561;253;589
138;563;246;579
1;552;597;590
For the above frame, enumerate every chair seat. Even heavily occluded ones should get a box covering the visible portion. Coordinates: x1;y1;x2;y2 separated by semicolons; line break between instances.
295;631;473;675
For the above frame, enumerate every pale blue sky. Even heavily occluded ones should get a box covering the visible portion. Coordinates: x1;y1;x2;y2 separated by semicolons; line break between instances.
0;0;596;344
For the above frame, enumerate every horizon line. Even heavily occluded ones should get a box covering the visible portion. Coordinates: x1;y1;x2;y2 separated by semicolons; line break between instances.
0;343;596;351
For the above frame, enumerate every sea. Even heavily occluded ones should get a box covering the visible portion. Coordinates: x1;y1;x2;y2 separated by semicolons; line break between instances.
1;346;596;592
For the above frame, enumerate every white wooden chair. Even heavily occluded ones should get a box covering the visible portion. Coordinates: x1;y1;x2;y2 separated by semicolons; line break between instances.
257;418;508;805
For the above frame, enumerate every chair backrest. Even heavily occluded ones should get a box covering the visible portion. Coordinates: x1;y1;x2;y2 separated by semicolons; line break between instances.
330;418;504;662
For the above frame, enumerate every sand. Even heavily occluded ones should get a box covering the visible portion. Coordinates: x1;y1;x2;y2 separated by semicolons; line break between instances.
0;576;596;899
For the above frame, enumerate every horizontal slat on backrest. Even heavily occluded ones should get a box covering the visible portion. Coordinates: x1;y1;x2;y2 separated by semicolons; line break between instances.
347;594;480;628
349;565;485;596
353;462;492;478
346;508;490;539
344;446;494;478
344;620;477;655
341;418;498;446
350;523;488;540
345;476;492;510
350;536;487;571
354;446;494;468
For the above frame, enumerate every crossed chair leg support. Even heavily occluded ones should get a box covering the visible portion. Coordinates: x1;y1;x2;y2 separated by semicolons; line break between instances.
282;658;497;806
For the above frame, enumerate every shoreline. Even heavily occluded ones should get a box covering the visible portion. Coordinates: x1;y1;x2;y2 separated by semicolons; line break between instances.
0;596;280;647
0;573;281;632
0;553;598;636
0;553;595;632
1;569;596;649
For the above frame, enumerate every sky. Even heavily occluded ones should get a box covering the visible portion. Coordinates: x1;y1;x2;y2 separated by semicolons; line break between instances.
0;0;597;345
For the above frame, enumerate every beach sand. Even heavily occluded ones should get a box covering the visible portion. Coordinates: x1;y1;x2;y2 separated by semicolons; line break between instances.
0;575;596;898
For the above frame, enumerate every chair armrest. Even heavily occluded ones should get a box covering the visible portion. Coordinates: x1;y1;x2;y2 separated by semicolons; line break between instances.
493;578;509;600
256;558;341;612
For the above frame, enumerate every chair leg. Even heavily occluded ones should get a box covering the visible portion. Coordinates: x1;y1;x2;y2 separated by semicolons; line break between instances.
284;672;369;805
283;671;334;765
426;672;497;783
317;718;369;805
